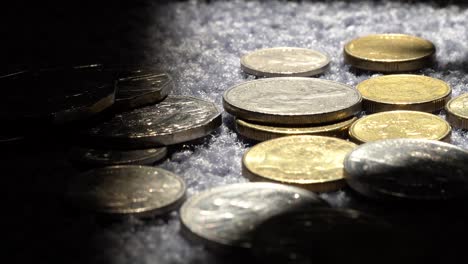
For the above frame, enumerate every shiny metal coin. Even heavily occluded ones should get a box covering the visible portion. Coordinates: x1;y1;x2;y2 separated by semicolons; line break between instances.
223;78;361;125
446;93;468;129
344;139;468;200
69;146;167;166
67;165;186;216
179;182;326;251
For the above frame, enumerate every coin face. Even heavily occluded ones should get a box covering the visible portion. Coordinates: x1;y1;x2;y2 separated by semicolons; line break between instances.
84;96;222;148
69;146;167;166
240;47;330;77
344;34;435;72
223;78;361;125
179;182;326;250
242;136;357;192
344;139;468;200
349;110;451;143
446;93;468;129
357;74;451;113
67;166;186;215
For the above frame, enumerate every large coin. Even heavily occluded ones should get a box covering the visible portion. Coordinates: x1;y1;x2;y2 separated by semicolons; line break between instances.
240;47;330;77
223;78;361;125
446;93;468;129
242;136;357;192
67;165;186;216
344;34;435;72
84;95;222;148
344;139;468;200
179;182;326;251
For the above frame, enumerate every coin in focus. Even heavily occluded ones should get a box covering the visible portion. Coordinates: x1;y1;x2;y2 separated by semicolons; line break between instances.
240;47;330;77
344;34;435;72
223;77;361;125
357;74;451;113
349;110;451;143
446;93;468;129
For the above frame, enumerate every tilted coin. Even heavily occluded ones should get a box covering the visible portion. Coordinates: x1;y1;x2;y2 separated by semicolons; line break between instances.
344;34;435;72
84;95;222;148
446;93;468;129
240;47;330;77
179;182;326;251
67;165;186;216
349;110;451;143
344;139;468;200
235;117;357;141
357;74;451;113
242;136;357;192
223;77;361;125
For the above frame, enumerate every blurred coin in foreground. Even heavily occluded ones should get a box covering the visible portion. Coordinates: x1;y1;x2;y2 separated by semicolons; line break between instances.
446;93;468;129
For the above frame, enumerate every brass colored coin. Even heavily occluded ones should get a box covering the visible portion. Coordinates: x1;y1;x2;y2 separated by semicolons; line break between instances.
446;93;468;129
344;34;435;72
242;135;357;192
357;75;451;113
235;117;357;141
349;111;451;143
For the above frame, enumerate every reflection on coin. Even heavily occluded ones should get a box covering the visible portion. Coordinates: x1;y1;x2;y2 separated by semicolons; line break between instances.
242;136;357;192
84;96;222;148
344;34;435;72
446;93;468;129
240;47;330;77
357;75;451;113
223;78;361;125
179;182;326;251
349;110;451;143
67;165;186;216
344;139;468;200
235;117;356;141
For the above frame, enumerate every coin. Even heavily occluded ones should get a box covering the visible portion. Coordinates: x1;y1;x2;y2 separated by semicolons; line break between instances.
349;110;451;143
344;34;435;72
344;138;468;200
240;47;330;77
242;136;357;192
223;77;362;125
357;74;451;113
235;117;356;141
446;93;468;129
179;182;326;251
67;165;186;216
84;95;222;148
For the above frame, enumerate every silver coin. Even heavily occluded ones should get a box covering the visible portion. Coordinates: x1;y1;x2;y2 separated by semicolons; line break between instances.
344;139;468;200
67;165;186;216
179;182;326;251
223;77;362;125
240;47;330;77
84;95;222;148
69;146;167;166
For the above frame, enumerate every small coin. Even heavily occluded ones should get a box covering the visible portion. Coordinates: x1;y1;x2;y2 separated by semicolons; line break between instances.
344;34;435;72
223;77;361;125
242;136;357;192
344;138;468;200
84;95;222;148
179;182;326;251
235;117;357;141
357;74;451;113
67;165;186;216
446;93;468;129
240;47;330;77
349;110;451;143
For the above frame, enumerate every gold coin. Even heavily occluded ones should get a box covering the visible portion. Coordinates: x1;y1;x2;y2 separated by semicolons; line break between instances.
349;111;451;143
446;93;468;129
235;117;357;141
344;34;435;72
357;74;451;113
242;135;357;192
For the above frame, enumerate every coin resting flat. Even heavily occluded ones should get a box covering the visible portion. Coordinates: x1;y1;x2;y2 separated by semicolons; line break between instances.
69;146;167;166
446;93;468;129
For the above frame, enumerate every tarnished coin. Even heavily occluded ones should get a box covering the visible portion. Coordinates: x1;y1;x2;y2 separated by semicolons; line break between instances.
240;47;330;77
357;74;451;113
67;165;186;216
242;136;357;192
179;182;326;251
84;96;222;148
349;110;451;143
344;139;468;200
344;34;435;72
223;78;361;125
446;93;468;129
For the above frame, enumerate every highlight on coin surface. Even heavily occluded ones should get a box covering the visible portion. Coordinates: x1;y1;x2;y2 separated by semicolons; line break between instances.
446;93;468;129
